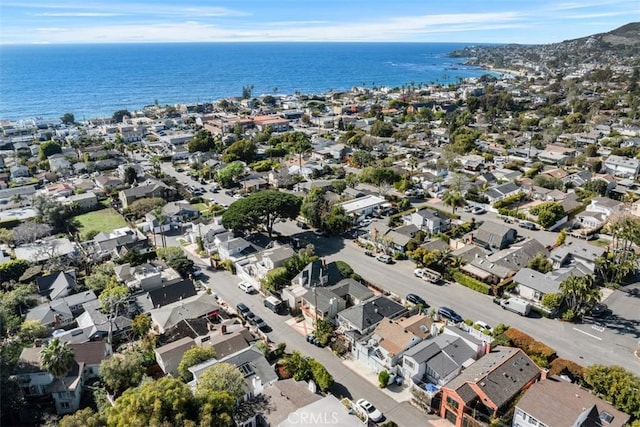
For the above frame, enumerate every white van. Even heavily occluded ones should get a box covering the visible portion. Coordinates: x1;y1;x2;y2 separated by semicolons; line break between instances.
499;297;531;316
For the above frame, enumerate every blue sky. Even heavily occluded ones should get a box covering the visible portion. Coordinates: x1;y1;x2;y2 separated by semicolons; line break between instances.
1;0;637;45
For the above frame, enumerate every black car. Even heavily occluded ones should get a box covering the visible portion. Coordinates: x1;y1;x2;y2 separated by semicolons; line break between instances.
251;316;270;332
438;307;463;323
589;303;612;318
406;293;428;307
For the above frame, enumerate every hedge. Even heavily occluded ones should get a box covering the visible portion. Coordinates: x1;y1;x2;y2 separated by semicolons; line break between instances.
452;270;491;294
504;327;557;365
548;358;584;380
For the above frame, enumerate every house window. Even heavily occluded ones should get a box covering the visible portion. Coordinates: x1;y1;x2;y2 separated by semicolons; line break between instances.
60;402;70;409
404;359;415;370
446;396;459;411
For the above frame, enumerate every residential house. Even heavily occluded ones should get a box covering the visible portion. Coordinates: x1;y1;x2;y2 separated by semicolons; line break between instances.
242;379;323;427
485;182;522;204
148;292;220;334
87;227;148;261
439;346;540;427
290;259;343;288
363;222;416;254
402;328;484;388
235;245;296;288
284;277;372;318
538;145;576;165
575;196;624;230
94;174;124;192
338;194;386;222
118;181;174;208
74;299;133;344
512;268;571;303
549;240;606;273
253;115;290;132
405;208;449;234
189;345;279;402
353;316;428;374
116;163;144;180
67;191;98;210
337;295;408;341
514;377;630;427
36;270;77;300
461;238;548;285
472;221;517;250
154;337;196;377
114;262;182;291
604;154;640;178
48;154;72;175
14;238;77;264
12;342;110;415
215;235;258;261
135;279;198;313
278;394;365;427
25;299;75;328
460;155;485;172
161;201;200;224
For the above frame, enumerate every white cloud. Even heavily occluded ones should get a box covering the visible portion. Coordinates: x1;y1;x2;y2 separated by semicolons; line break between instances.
35;12;125;17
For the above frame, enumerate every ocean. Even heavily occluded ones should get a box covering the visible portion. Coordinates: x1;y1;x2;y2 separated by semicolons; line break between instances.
0;42;491;121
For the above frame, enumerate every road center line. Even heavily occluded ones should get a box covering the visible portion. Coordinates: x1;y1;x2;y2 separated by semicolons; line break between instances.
573;327;602;340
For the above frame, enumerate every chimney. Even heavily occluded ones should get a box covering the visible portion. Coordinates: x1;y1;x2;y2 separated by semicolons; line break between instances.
540;368;548;381
220;324;227;335
252;376;263;396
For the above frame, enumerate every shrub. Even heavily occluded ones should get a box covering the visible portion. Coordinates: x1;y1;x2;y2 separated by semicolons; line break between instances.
335;260;354;277
452;271;491;294
504;327;556;365
378;370;390;388
220;259;235;274
493;192;526;209
561;309;578;322
464;319;473;326
549;358;585;381
393;252;407;260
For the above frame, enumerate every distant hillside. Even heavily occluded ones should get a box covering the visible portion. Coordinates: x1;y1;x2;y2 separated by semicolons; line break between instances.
451;22;640;70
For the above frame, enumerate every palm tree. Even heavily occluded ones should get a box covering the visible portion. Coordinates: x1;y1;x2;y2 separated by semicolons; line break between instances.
40;338;75;406
442;190;466;214
152;206;167;248
291;133;312;178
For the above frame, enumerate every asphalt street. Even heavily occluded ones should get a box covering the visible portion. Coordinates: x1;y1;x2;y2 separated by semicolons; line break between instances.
274;220;640;375
184;257;433;426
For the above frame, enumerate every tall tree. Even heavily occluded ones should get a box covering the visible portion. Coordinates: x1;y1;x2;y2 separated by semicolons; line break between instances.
222;190;301;237
123;166;137;185
288;133;312;177
178;347;217;382
195;363;246;401
99;351;146;396
559;274;601;317
40;338;75;403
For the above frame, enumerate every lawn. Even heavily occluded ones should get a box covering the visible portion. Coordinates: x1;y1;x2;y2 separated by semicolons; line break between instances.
73;208;128;239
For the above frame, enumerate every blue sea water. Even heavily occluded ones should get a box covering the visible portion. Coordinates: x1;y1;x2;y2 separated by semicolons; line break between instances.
0;42;490;121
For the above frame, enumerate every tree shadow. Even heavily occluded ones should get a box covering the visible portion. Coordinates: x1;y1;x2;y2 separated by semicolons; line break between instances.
290;232;346;257
328;381;352;400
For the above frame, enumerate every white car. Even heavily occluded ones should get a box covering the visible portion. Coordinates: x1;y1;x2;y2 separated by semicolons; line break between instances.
474;321;492;334
356;398;383;423
238;281;254;293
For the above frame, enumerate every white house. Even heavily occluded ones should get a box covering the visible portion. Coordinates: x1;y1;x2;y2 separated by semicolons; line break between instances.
338;194;386;222
603;154;640;178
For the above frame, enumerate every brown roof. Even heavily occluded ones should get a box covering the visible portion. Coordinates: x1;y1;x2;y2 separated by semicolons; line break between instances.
70;341;110;366
397;313;433;339
374;318;417;357
208;330;251;359
444;346;540;409
517;378;630;427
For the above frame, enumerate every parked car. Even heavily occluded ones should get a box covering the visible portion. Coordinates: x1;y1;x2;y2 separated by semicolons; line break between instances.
296;221;309;229
438;307;463;323
364;250;374;257
463;205;473;212
238;281;254;293
359;218;372;227
356;399;383;423
589;303;612;318
264;295;285;314
470;206;486;215
376;254;393;264
251;316;270;332
519;221;538;230
406;293;428;307
474;320;492;333
236;303;252;319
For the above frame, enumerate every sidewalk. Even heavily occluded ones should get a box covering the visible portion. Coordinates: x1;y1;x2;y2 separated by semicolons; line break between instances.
342;358;413;404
